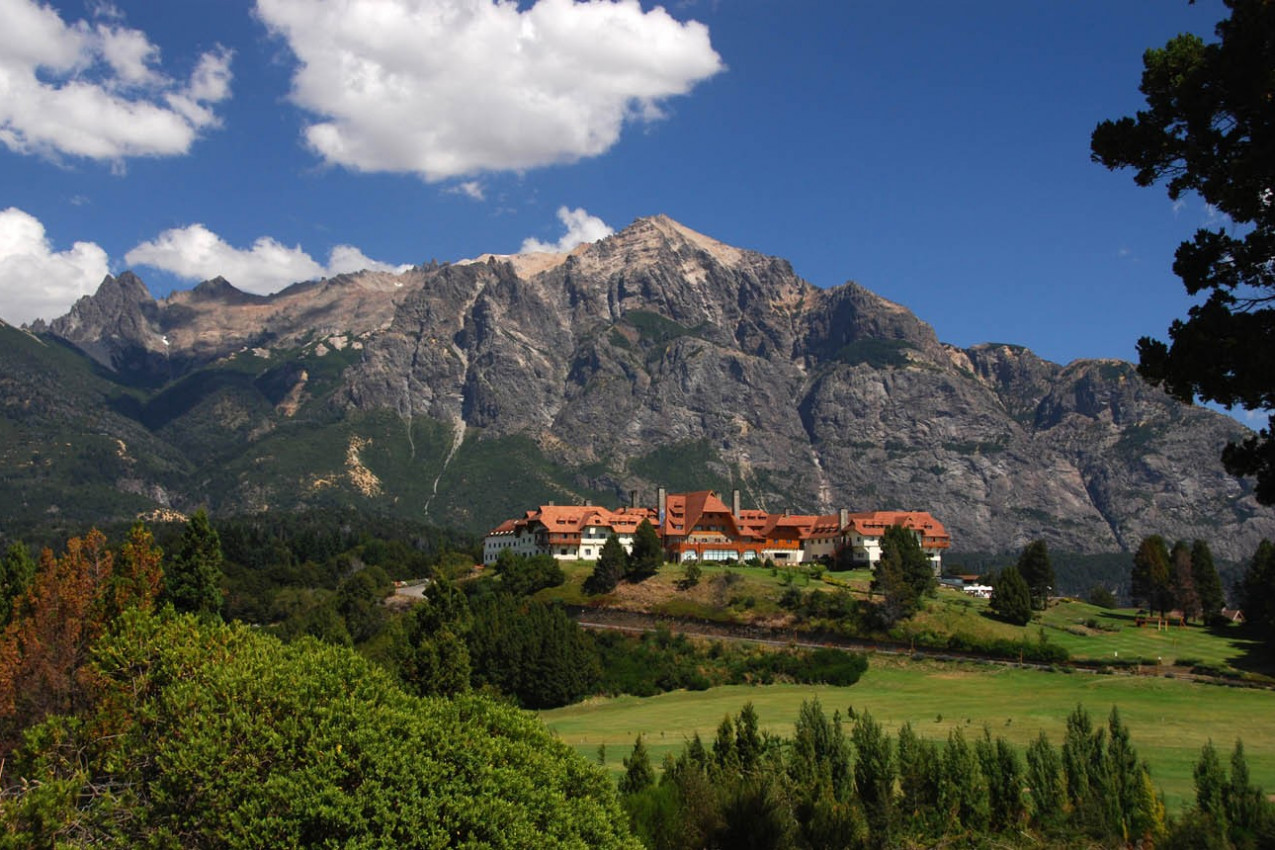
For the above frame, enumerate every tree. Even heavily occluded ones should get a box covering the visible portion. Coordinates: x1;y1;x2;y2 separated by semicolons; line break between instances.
0;530;116;759
1015;539;1054;610
1131;536;1172;616
1191;540;1227;624
1238;539;1275;636
1087;584;1119;610
1091;0;1275;503
586;534;627;595
990;565;1032;626
1170;540;1201;622
620;735;656;795
628;519;663;579
400;579;471;698
163;509;224;617
0;542;36;628
851;711;895;848
871;525;933;624
114;521;163;616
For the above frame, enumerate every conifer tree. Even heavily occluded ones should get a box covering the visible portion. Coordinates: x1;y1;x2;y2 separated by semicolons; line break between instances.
620;734;655;795
1131;535;1172;615
585;534;627;595
627;519;663;579
990;565;1032;626
1170;539;1201;621
1015;539;1054;610
1191;539;1226;624
164;509;225;618
0;542;36;628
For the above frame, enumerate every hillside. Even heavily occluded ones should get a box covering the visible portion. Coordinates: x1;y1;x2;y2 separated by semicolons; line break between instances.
8;215;1274;558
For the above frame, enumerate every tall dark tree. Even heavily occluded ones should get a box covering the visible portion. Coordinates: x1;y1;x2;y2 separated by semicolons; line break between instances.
1015;539;1054;610
585;534;627;595
627;519;663;580
871;525;933;624
1238;539;1275;637
1092;0;1275;502
619;735;655;795
164;509;225;618
990;565;1032;626
0;542;36;628
1170;540;1201;622
1191;540;1226;624
1131;535;1172;615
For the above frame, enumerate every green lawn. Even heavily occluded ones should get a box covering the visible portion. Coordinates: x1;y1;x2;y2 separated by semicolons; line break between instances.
542;656;1275;810
896;589;1267;676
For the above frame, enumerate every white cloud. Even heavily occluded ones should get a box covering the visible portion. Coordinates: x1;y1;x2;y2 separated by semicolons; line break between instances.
255;0;723;180
0;0;233;163
0;207;109;325
125;224;411;295
448;180;486;201
520;206;613;253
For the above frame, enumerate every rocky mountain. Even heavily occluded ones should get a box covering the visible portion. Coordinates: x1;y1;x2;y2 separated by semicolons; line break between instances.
7;215;1273;559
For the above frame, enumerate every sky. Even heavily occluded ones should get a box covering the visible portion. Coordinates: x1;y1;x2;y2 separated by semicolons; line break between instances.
0;0;1240;379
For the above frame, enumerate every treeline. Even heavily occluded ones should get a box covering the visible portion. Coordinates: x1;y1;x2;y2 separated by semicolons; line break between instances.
616;700;1273;850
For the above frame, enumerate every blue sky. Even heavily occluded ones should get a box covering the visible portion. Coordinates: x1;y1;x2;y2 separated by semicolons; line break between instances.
0;0;1234;376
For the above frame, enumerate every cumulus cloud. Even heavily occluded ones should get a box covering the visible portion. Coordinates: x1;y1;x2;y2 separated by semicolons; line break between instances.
521;206;613;253
0;0;232;163
255;0;723;180
125;224;411;295
0;207;109;325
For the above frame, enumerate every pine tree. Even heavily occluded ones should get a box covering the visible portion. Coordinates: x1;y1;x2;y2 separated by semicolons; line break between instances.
1170;540;1201;621
585;534;627;594
114;521;164;616
0;542;36;628
1015;539;1054;610
620;735;655;795
1026;731;1064;830
851;710;895;849
627;519;663;579
1191;540;1226;624
1239;540;1275;637
164;509;225;618
990;565;1032;626
1131;536;1172;615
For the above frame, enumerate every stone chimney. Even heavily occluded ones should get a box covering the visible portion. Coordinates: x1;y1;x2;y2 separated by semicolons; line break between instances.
630;489;638;508
732;488;741;516
839;507;849;529
658;487;667;523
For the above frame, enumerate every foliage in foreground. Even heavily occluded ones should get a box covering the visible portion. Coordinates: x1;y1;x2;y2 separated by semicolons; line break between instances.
618;701;1273;850
1;611;637;849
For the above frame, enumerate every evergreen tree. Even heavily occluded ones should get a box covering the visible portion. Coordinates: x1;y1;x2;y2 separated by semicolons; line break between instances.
164;509;225;618
1131;535;1172;615
0;542;36;628
114;521;164;616
871;525;932;624
1015;539;1054;610
851;710;895;849
1239;539;1275;638
1194;740;1230;839
627;519;663;580
940;727;988;832
620;734;656;795
735;702;762;774
401;579;471;698
1026;731;1064;830
1191;540;1226;624
990;565;1032;626
1225;739;1270;847
1170;539;1201;621
585;534;627;595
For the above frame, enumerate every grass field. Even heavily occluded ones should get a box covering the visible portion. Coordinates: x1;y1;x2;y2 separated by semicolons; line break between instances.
542;656;1275;810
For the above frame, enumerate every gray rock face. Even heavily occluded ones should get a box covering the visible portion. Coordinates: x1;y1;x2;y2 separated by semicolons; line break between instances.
35;215;1275;558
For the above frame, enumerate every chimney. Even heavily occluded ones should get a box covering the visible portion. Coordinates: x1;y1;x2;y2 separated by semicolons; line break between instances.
732;489;741;517
658;487;667;524
630;489;638;508
548;501;555;507
839;508;849;529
